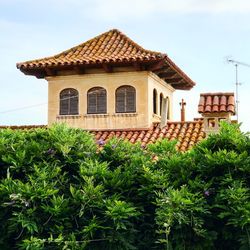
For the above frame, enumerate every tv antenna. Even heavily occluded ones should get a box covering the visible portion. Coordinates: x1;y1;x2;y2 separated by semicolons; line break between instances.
227;58;250;122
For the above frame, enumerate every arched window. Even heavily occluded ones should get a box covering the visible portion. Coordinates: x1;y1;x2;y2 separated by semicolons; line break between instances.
153;89;157;114
160;93;163;115
167;97;170;119
60;88;79;115
87;87;107;114
116;85;136;113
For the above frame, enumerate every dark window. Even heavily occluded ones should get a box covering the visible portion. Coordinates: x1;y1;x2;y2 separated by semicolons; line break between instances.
87;87;107;114
153;89;157;114
60;88;79;115
160;93;163;115
116;85;136;113
167;97;170;119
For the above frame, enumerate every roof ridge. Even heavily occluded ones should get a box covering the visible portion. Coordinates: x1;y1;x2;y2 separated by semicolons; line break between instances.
16;29;195;90
200;92;234;96
17;29;164;68
167;120;202;124
83;120;203;132
17;30;116;67
113;29;165;56
17;30;118;67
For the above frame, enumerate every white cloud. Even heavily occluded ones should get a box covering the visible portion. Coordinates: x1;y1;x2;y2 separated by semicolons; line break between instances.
82;0;250;21
162;0;250;13
1;0;250;23
2;0;250;17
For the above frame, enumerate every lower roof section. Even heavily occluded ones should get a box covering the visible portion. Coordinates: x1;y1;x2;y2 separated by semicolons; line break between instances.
93;121;205;151
0;121;205;151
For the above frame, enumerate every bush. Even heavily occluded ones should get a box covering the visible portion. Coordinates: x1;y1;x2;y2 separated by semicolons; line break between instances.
0;123;249;249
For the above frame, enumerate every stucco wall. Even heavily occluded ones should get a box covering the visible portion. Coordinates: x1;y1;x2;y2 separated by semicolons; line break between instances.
147;72;174;123
47;71;149;129
46;71;174;130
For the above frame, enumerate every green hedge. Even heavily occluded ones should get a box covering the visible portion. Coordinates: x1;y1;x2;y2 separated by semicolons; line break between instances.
0;123;249;249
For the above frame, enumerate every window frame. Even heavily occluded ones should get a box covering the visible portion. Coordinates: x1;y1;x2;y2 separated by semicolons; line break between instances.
59;88;79;115
87;87;107;114
115;85;136;113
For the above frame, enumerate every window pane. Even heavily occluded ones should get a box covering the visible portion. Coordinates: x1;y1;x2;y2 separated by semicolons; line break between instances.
116;86;135;113
116;90;125;112
60;88;78;115
88;87;107;114
70;95;79;115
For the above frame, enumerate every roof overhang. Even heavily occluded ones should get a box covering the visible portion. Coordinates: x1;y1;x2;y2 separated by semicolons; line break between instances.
17;29;195;90
17;57;195;90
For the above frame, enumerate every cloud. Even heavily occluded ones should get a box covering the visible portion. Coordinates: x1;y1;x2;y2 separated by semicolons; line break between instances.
161;0;250;13
2;0;250;19
82;0;250;21
1;0;250;25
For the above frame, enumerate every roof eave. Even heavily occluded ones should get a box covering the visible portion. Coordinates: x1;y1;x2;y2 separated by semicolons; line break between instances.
149;57;195;90
17;57;196;90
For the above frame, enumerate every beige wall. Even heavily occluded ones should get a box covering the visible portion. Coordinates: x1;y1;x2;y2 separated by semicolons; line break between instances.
202;112;232;135
147;72;174;124
46;71;174;130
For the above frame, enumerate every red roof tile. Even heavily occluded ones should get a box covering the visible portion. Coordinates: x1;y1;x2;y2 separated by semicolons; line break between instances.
92;121;205;151
198;92;235;115
0;125;46;130
0;122;205;151
17;29;195;90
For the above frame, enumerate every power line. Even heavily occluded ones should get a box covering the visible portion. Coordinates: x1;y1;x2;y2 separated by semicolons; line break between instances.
0;102;48;114
0;95;79;115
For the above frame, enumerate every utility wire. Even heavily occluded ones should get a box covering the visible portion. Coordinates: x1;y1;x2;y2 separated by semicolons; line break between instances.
0;95;79;115
0;102;48;114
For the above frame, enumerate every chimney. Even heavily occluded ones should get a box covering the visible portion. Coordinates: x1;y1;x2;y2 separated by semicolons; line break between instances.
198;92;235;135
179;99;186;122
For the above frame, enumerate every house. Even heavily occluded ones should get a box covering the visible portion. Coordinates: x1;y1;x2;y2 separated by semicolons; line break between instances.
15;29;235;151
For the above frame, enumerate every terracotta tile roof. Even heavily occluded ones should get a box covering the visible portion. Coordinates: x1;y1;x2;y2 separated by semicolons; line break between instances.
198;92;235;114
0;125;46;130
0;122;205;152
93;121;205;152
17;29;195;90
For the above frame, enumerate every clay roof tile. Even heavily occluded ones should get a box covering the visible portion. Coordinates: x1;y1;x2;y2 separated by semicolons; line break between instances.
3;122;205;152
17;29;195;89
198;92;235;115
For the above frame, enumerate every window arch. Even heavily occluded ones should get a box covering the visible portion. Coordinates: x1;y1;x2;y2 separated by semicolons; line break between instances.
153;89;157;114
60;88;79;115
116;85;136;113
87;87;107;114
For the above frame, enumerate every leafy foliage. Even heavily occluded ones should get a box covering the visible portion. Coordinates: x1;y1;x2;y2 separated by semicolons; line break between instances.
0;123;249;249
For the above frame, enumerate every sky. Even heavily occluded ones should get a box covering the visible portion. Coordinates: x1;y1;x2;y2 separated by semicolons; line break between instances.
0;0;250;131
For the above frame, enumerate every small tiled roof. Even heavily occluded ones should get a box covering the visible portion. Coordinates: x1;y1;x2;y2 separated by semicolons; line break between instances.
93;121;205;152
17;29;195;90
198;92;235;114
0;122;205;152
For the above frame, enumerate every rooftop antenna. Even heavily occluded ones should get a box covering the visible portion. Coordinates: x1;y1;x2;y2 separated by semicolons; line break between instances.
227;58;250;122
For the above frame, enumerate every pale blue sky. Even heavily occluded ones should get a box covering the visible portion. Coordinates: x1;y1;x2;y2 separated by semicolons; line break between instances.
0;0;250;131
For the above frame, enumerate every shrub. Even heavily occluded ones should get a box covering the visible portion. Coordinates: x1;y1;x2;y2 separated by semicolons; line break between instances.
0;123;249;249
